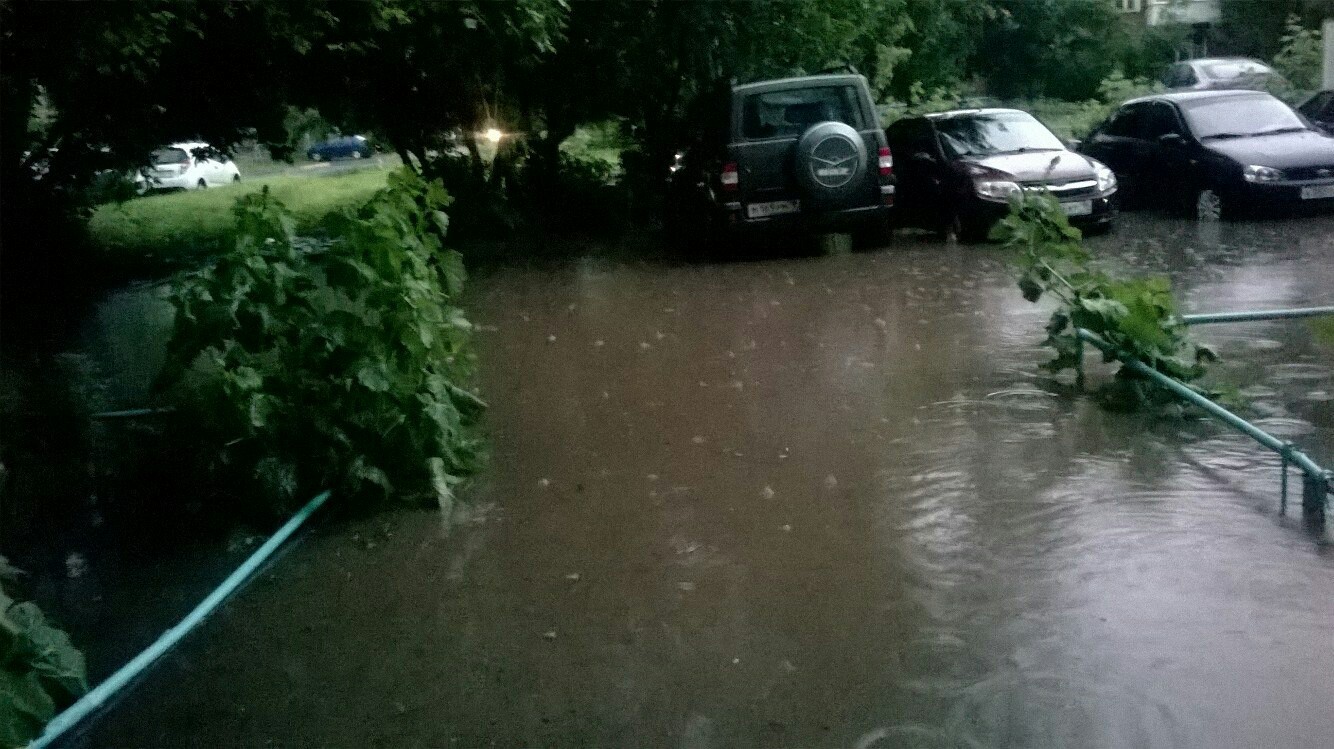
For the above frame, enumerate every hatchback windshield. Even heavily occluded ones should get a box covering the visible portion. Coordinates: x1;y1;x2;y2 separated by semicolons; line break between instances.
935;111;1065;157
151;148;188;165
741;86;863;139
1182;95;1307;139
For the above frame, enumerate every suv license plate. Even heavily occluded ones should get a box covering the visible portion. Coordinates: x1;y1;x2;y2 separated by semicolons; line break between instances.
1060;200;1093;217
747;200;799;219
1300;184;1334;200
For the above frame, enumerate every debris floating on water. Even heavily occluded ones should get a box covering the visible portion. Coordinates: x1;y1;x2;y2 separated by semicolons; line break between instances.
65;552;88;579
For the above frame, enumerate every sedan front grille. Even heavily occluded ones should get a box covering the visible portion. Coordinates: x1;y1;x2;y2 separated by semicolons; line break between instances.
1282;166;1334;182
1021;179;1099;200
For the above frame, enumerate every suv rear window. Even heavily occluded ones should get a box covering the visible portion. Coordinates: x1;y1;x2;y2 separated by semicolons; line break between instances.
741;86;863;140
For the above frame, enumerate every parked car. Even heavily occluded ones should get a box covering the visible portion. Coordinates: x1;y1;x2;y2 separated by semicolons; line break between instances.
1298;90;1334;134
1161;58;1287;92
664;73;894;251
133;142;240;193
307;134;373;161
885;108;1118;240
1079;90;1334;220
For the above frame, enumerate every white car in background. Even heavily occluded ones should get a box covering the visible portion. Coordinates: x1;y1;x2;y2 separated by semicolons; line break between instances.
134;142;241;193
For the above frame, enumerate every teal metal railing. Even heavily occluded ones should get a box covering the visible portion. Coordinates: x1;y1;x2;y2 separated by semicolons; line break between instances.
28;490;331;748
1076;324;1331;519
1180;306;1334;326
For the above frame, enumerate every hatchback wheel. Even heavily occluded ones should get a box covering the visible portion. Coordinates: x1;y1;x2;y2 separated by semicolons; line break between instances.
352;150;363;159
197;179;208;189
310;152;322;162
232;174;241;184
1194;188;1223;221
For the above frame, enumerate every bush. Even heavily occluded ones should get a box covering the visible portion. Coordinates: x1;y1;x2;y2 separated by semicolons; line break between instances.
1273;15;1324;94
880;81;975;126
1026;71;1164;141
156;169;483;514
1;572;88;748
509;147;630;235
880;72;1164;142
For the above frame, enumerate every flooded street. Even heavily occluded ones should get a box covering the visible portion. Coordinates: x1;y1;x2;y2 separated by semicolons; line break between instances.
85;213;1333;748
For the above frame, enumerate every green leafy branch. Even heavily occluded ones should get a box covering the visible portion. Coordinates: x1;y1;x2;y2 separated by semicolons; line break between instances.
1;563;87;749
158;169;484;513
992;192;1218;410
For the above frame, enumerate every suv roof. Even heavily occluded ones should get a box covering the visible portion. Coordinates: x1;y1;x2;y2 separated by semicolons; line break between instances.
732;73;866;94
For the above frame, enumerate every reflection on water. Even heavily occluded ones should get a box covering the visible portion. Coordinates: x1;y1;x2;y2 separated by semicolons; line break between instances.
85;213;1333;748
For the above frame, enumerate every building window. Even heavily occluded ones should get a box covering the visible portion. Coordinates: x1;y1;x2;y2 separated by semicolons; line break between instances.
1118;0;1144;12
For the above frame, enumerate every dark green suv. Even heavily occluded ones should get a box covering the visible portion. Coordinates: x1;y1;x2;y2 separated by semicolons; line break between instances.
666;73;894;251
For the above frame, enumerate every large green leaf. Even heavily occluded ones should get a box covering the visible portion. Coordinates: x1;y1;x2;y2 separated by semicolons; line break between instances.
6;603;88;699
0;669;55;749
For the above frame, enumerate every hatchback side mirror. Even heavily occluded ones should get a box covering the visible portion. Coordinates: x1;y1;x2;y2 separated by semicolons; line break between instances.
1065;138;1082;151
1158;133;1184;147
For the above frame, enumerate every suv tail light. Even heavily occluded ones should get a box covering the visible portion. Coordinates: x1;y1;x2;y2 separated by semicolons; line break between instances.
878;147;893;178
720;161;738;191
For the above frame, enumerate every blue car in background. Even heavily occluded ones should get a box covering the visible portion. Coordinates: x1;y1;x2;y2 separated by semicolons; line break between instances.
307;134;373;161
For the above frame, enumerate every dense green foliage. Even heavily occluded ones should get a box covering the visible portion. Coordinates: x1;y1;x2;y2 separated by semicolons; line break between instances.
157;169;482;512
1216;0;1334;61
993;194;1218;410
1;568;87;749
882;71;1163;140
1273;15;1326;92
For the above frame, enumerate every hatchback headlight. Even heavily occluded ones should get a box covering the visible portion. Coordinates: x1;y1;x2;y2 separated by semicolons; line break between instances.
1094;163;1117;194
975;180;1022;201
1243;164;1283;183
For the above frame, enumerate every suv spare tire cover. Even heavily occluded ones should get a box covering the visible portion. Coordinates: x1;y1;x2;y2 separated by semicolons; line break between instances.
794;121;867;205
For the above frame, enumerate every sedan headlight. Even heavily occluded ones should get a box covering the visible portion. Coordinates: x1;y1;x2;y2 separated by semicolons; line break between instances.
975;180;1022;201
1094;163;1117;194
1243;164;1283;183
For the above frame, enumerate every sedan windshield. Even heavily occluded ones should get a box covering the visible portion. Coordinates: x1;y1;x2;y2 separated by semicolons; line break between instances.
1182;95;1308;139
935;112;1065;158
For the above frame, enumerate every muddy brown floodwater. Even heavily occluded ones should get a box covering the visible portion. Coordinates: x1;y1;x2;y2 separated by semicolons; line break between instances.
82;213;1333;748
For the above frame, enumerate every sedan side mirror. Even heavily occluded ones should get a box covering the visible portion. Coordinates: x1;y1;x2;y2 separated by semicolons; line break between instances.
1065;138;1082;151
1158;133;1184;147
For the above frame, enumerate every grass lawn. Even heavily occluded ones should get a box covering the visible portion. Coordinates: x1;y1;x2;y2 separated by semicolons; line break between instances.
89;166;392;270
